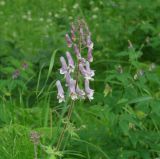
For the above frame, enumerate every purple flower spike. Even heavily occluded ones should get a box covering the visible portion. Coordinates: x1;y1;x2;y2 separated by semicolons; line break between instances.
69;79;78;100
60;56;68;74
66;51;75;73
85;79;94;101
74;44;81;59
65;34;72;48
76;84;85;99
56;80;65;103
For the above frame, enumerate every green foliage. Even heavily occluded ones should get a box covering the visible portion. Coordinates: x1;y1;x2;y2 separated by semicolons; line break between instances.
0;0;160;159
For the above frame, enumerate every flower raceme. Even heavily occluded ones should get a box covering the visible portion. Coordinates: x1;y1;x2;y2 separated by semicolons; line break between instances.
56;19;94;103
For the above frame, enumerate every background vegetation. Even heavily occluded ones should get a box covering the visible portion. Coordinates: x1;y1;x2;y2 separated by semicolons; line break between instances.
0;0;160;158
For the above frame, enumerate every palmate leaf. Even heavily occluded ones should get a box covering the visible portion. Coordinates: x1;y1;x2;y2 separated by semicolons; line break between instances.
43;146;63;159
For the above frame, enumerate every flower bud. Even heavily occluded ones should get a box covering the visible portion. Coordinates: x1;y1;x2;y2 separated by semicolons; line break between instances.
65;33;72;48
80;25;86;45
74;44;81;59
88;47;93;62
71;23;76;41
87;35;93;62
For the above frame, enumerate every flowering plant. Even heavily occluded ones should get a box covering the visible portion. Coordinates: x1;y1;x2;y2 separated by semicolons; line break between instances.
55;19;94;151
56;19;94;103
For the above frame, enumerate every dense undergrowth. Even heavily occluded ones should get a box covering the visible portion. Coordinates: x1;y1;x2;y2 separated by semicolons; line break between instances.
0;0;160;158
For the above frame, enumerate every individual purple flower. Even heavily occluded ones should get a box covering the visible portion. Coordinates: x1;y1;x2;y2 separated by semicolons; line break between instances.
86;35;93;49
12;69;20;79
79;62;94;80
66;51;75;72
74;44;81;59
65;33;72;48
56;80;65;103
60;56;68;74
76;84;85;99
79;63;87;77
87;47;93;62
85;79;94;101
65;72;72;86
85;61;95;79
69;79;78;100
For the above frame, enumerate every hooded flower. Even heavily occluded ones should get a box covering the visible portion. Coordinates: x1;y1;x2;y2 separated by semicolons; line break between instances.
87;35;93;49
69;79;78;100
66;51;75;72
76;84;85;99
65;72;72;86
56;80;65;103
85;61;95;78
79;63;87;77
60;56;68;74
65;33;72;48
85;79;94;101
88;47;93;62
79;62;94;80
74;44;81;59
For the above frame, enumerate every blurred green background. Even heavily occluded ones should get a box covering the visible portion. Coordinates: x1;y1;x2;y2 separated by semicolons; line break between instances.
0;0;160;159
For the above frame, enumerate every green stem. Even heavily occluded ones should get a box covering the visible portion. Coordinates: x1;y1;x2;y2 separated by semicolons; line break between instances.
56;101;74;150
